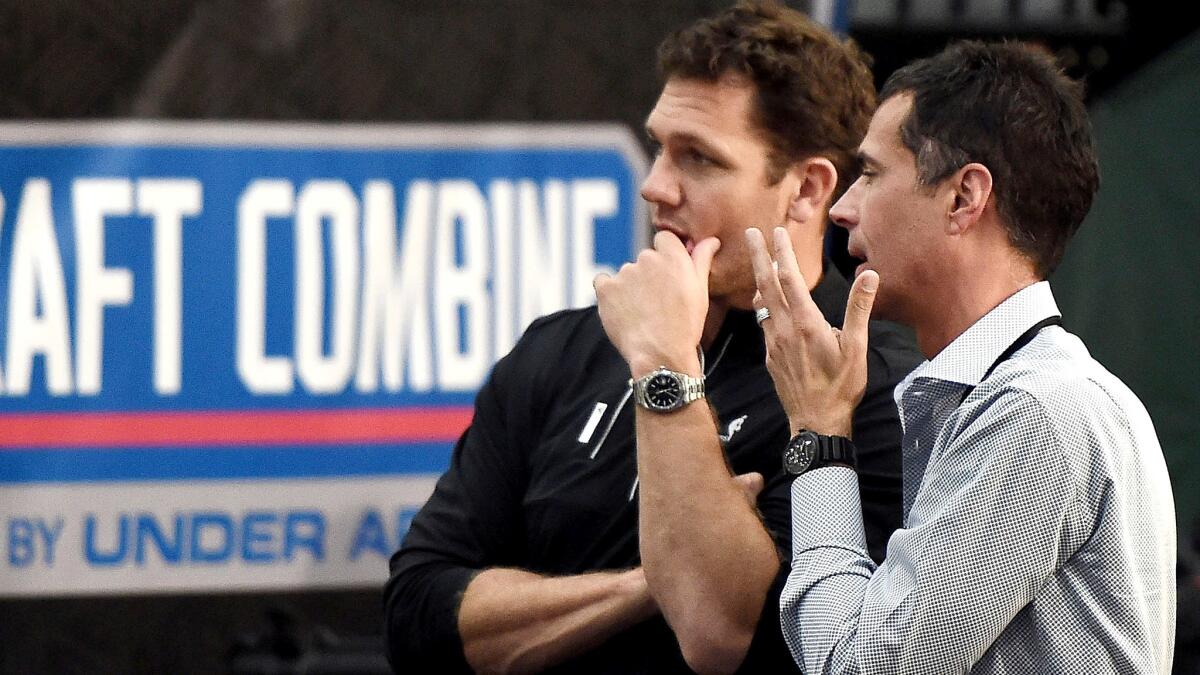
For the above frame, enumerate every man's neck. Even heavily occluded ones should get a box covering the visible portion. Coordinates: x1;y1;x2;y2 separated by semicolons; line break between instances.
701;302;730;349
911;264;1041;358
701;250;824;350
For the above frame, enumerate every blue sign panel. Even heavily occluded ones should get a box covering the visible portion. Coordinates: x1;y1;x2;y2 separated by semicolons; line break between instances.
0;123;646;594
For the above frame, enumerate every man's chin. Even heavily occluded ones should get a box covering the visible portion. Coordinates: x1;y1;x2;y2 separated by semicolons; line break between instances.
706;284;757;312
869;292;907;324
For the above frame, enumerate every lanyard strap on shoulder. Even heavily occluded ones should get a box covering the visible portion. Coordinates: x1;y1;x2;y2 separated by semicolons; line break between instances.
957;315;1062;406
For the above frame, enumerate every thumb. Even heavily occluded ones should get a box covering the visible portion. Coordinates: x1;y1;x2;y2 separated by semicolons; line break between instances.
842;270;879;351
690;237;722;283
733;471;765;503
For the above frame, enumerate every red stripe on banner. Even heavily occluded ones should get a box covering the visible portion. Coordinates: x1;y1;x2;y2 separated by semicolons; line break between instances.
0;407;474;449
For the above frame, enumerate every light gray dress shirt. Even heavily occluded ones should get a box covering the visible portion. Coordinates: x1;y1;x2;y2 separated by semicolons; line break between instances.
780;281;1176;673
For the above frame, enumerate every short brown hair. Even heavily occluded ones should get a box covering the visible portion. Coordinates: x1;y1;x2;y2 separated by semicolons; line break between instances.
881;40;1100;277
656;0;876;200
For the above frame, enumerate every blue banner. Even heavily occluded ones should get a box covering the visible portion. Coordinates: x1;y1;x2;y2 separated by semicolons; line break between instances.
0;122;647;594
0;123;647;472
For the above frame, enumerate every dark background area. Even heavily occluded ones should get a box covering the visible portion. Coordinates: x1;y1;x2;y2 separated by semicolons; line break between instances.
2;1;1192;124
1;1;1196;673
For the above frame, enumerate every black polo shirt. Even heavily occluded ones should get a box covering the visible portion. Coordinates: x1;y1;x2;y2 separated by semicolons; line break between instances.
384;264;922;673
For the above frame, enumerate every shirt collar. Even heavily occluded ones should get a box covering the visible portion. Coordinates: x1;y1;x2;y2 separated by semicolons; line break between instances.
903;281;1061;390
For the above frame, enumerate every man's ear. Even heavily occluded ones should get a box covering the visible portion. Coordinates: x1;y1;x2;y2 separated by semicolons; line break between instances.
786;157;838;224
947;162;993;234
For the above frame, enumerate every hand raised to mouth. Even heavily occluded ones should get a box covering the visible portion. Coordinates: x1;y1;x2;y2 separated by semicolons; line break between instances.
745;226;878;438
593;231;721;378
654;223;698;256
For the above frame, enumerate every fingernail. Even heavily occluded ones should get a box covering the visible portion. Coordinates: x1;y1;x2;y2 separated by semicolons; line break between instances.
862;273;878;291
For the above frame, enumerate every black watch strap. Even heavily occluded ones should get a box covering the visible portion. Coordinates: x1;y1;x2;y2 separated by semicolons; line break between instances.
811;435;856;471
783;430;858;475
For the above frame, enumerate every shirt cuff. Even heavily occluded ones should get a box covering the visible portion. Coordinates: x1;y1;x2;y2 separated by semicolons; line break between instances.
790;466;870;557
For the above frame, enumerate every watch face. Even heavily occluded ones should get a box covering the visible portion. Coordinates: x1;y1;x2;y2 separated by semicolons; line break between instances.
783;431;818;475
645;372;683;410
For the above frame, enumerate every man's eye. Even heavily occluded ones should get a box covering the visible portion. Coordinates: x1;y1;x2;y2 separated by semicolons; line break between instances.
647;140;663;157
687;149;714;165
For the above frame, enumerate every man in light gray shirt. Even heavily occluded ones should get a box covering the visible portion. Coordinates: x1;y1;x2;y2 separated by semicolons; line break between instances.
747;40;1175;673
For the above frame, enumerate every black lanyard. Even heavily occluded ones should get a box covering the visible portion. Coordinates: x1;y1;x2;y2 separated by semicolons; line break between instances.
958;315;1063;406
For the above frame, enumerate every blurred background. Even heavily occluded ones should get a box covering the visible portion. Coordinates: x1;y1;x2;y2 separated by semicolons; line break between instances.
1;0;1197;672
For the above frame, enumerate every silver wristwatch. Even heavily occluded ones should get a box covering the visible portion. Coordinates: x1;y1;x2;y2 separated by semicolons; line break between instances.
630;367;705;413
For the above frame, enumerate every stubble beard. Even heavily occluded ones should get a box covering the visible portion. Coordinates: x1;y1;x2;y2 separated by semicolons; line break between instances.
706;261;758;311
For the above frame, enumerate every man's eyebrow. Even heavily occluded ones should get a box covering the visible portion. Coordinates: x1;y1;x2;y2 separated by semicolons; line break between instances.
661;130;729;159
642;124;733;165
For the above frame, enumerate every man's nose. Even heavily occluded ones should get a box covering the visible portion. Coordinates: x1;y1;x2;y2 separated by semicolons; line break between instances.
639;156;680;206
829;183;859;230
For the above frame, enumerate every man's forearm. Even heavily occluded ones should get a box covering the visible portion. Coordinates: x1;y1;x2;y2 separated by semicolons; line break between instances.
636;403;781;674
457;566;657;675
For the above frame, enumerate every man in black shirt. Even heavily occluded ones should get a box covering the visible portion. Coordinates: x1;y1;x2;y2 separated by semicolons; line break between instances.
384;3;923;673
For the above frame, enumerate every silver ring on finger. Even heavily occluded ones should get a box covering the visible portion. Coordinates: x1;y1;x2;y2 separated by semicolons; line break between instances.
755;307;771;325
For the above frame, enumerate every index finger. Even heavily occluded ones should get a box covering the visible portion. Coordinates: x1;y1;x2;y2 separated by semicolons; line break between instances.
744;228;788;315
653;229;688;257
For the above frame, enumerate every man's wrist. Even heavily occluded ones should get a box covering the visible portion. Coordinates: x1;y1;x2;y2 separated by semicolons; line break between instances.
629;353;702;379
789;413;853;439
783;430;858;475
618;567;657;620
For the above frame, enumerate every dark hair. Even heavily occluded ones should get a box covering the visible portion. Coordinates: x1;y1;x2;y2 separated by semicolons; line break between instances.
656;0;875;200
880;40;1100;277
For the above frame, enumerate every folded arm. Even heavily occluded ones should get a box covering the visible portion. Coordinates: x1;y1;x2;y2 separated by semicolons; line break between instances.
594;232;781;673
635;402;782;674
457;566;656;674
385;326;659;674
